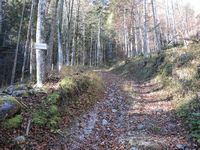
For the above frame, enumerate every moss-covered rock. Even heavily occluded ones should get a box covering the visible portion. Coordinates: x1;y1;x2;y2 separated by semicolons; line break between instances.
0;96;21;121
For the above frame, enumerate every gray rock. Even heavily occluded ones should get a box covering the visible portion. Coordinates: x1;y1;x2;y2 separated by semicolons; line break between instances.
112;109;117;113
167;123;176;130
137;124;145;130
12;90;29;97
5;85;15;95
139;141;165;150
14;136;26;145
176;144;186;150
4;84;29;95
130;146;138;150
102;119;108;126
0;96;21;121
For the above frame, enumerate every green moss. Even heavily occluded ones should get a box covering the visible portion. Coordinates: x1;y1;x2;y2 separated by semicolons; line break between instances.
60;77;77;92
176;53;193;67
32;111;48;126
2;115;22;129
0;96;19;105
49;105;59;115
47;116;60;128
46;93;61;105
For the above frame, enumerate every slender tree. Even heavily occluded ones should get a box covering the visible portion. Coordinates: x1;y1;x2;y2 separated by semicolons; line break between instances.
35;0;47;87
11;0;26;85
21;0;36;82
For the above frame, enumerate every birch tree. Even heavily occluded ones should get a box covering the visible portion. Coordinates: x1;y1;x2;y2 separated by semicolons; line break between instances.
57;0;64;71
36;0;47;87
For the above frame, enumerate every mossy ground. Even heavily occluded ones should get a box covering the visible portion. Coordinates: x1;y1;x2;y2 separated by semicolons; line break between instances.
1;114;22;129
32;68;103;132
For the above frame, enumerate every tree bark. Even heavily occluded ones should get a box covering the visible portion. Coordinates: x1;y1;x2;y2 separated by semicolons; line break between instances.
57;0;64;71
11;0;26;85
0;0;2;34
36;0;47;87
47;0;58;72
151;0;161;51
21;0;36;82
143;0;149;57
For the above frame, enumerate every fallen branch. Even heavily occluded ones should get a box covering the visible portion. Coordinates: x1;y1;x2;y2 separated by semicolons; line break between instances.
26;118;32;136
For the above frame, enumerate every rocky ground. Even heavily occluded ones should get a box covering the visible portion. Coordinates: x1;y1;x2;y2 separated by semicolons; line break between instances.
53;71;193;150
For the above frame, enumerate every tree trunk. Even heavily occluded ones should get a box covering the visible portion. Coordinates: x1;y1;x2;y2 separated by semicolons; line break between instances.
82;14;86;65
47;0;58;72
66;0;74;66
57;0;64;72
21;0;36;82
143;0;149;57
11;0;26;85
36;0;47;87
123;7;128;57
0;0;2;34
90;29;93;67
97;14;101;65
151;0;161;51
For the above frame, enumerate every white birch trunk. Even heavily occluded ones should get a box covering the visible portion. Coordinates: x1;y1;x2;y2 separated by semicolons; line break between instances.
134;17;138;55
97;15;101;65
123;7;128;57
57;0;63;71
36;0;47;87
138;7;143;54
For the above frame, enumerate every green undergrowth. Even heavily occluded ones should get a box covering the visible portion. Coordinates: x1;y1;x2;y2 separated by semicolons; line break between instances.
112;44;200;144
1;114;22;129
32;68;103;132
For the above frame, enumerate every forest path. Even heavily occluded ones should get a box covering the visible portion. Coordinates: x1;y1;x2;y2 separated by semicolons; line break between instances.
59;71;190;150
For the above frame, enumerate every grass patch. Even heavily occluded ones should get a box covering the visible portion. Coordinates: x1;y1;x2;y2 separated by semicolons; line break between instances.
2;115;22;129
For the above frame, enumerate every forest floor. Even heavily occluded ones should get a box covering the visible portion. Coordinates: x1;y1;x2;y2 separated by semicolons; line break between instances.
53;70;192;150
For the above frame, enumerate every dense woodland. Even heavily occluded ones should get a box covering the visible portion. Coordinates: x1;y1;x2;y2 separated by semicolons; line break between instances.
0;0;199;87
0;0;200;149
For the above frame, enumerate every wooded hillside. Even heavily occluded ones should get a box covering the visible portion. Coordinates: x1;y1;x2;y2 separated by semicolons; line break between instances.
0;0;200;149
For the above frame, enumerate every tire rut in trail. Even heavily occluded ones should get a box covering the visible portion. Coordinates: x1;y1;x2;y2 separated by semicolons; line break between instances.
52;71;191;150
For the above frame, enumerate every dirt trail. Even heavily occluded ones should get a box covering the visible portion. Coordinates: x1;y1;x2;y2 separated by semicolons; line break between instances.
59;71;191;150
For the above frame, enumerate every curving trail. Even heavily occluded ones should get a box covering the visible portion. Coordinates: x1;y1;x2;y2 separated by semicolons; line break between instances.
58;71;191;150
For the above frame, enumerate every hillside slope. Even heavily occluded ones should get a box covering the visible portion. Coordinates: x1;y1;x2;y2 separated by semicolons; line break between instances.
112;44;200;146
